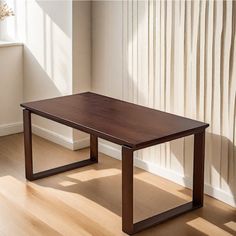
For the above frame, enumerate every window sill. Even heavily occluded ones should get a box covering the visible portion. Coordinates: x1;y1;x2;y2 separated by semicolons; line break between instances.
0;41;23;48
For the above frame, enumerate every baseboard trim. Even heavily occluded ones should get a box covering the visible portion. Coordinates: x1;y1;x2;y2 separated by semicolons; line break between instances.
73;137;90;150
99;142;236;208
0;122;23;137
32;125;89;151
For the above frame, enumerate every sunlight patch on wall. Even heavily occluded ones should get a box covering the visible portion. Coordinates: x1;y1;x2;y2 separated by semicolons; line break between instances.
6;0;72;95
25;0;72;95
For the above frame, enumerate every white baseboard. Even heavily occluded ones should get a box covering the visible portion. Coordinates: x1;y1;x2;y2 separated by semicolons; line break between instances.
99;142;236;208
0;122;23;136
73;137;90;150
32;125;89;151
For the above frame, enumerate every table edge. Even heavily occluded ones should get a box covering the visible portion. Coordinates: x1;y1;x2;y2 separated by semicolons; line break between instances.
21;105;135;147
21;92;209;127
21;104;209;149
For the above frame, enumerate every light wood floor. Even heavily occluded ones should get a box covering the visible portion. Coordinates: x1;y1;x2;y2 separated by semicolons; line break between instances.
0;133;235;236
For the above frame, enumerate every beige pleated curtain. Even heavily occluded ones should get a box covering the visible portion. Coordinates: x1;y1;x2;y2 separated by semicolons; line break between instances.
122;0;236;206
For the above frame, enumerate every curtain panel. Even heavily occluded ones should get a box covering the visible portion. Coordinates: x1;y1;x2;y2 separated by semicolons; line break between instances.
122;0;236;206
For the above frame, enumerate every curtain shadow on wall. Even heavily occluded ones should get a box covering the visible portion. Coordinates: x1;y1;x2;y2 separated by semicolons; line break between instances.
35;0;72;38
122;0;236;206
8;0;72;98
6;0;74;139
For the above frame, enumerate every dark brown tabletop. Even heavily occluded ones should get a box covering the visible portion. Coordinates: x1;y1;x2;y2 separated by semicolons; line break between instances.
21;92;209;149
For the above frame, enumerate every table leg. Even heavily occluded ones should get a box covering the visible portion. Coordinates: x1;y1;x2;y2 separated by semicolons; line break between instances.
90;134;98;162
122;146;134;235
121;131;206;234
193;131;205;207
22;110;98;181
23;109;33;180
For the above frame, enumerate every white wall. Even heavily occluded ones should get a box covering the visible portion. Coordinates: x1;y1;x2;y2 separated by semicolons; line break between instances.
91;0;236;207
72;0;91;143
92;0;123;99
73;0;91;94
91;1;125;154
2;0;92;149
0;43;23;136
22;0;73;143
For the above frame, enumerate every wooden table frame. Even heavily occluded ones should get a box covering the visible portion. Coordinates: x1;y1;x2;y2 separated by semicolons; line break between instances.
23;109;99;181
121;131;205;234
21;93;208;235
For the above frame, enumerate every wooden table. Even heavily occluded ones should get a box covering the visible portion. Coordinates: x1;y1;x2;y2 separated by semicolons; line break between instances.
21;92;209;235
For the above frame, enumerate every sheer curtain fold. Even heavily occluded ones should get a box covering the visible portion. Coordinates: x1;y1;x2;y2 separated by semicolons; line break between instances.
122;0;236;206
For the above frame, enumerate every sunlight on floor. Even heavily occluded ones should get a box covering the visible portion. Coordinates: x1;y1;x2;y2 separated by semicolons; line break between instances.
187;217;233;236
224;221;236;232
0;175;119;236
59;180;77;187
135;171;191;201
67;168;121;182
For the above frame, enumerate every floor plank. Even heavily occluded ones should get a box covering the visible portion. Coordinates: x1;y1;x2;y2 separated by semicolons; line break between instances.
0;133;235;236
